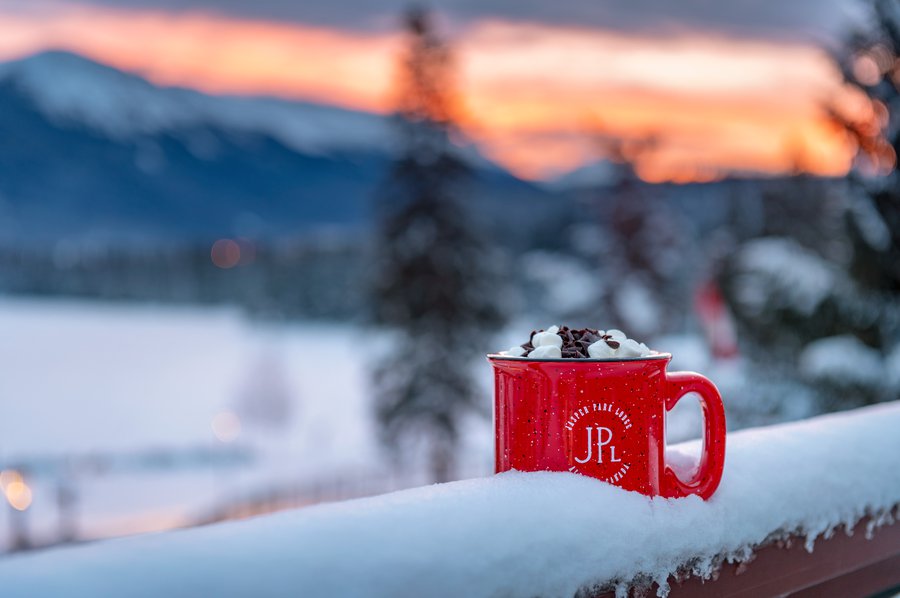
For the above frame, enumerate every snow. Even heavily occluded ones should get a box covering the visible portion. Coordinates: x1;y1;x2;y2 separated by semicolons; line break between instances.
0;50;387;156
0;298;721;555
732;237;836;316
799;335;886;388
0;50;498;169
2;401;898;598
520;251;601;315
614;277;662;336
849;193;891;251
888;344;900;391
544;159;616;190
0;299;375;463
0;297;491;550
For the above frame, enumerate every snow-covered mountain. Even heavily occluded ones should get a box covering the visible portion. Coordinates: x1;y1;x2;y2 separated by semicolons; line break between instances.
0;50;389;156
0;50;552;243
544;159;617;191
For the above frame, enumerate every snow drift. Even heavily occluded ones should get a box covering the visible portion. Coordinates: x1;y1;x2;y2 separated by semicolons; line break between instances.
1;402;899;598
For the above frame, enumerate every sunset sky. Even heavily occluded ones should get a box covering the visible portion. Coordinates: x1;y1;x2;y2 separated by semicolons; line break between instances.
0;0;868;181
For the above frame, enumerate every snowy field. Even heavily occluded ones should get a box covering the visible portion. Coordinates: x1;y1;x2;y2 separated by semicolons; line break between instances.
0;297;495;552
0;298;717;554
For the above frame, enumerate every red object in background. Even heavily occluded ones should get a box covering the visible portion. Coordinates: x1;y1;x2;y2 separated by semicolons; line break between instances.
488;354;726;499
695;280;739;359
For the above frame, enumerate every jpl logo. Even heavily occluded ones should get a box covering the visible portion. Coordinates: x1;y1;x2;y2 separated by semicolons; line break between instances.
565;402;632;484
574;427;621;464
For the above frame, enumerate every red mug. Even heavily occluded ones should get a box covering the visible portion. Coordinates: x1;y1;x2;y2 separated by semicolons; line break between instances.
488;353;726;499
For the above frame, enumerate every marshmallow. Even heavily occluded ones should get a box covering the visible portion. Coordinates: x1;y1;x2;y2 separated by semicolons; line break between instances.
501;326;655;360
528;345;562;359
617;338;646;357
587;340;618;359
532;329;563;349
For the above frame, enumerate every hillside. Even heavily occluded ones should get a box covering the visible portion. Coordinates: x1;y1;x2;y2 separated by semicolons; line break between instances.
0;51;555;244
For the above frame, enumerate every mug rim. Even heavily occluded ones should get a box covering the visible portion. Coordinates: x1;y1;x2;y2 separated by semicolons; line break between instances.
486;352;672;363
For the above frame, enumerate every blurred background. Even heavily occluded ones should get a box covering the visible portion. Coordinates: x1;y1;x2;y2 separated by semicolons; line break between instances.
0;0;898;554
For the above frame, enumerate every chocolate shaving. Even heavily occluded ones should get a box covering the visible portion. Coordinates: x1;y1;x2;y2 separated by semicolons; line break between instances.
516;326;622;359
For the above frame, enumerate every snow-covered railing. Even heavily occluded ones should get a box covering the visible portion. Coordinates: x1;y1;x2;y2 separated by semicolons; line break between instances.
1;402;899;598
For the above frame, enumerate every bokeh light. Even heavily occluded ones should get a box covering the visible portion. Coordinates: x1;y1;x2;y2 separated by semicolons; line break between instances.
4;480;33;511
211;239;241;269
0;469;23;492
211;411;242;443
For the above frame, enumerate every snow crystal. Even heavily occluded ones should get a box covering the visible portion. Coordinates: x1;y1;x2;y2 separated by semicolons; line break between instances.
1;402;898;598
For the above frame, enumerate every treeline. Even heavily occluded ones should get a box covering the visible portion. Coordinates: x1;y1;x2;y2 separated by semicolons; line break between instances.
0;236;366;319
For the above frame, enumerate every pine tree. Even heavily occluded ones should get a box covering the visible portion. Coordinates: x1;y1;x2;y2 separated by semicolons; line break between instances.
567;131;692;338
371;8;505;482
719;0;900;414
831;0;900;331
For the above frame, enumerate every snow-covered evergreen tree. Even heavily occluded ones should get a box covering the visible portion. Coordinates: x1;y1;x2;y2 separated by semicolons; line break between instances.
565;134;693;337
370;8;504;482
832;0;900;341
721;0;900;412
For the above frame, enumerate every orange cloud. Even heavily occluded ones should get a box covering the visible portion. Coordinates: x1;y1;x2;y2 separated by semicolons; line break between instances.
458;21;852;179
0;2;400;109
464;85;853;180
0;2;855;181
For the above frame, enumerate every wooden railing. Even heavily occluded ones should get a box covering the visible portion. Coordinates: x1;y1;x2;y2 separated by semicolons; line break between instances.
595;513;900;597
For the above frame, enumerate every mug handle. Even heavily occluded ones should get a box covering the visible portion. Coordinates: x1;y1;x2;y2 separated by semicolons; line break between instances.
662;371;726;500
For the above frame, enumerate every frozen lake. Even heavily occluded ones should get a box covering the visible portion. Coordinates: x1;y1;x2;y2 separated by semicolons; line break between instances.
0;297;494;552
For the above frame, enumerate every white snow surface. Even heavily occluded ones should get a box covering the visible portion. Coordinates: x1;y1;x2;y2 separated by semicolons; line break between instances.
0;297;491;549
2;402;899;598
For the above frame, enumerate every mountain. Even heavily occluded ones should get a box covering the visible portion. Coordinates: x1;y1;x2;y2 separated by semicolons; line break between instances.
0;51;556;245
544;160;616;191
0;51;389;156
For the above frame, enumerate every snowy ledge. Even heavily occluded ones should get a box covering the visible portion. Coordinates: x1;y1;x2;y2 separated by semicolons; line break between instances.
2;403;900;598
